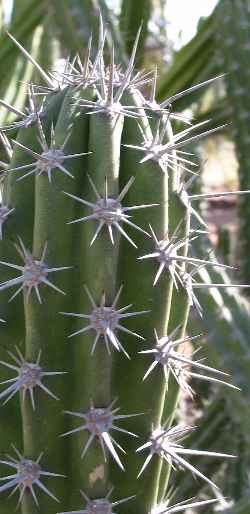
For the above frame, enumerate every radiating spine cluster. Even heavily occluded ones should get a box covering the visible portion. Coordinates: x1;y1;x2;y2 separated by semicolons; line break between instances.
0;13;247;514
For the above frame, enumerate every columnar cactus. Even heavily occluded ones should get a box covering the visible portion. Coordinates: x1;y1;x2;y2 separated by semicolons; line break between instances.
0;16;248;514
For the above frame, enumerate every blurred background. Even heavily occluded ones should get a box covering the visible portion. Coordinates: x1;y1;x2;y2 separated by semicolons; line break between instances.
1;0;250;512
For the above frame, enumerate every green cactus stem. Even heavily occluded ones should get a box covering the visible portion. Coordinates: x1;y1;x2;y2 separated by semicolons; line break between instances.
0;15;245;514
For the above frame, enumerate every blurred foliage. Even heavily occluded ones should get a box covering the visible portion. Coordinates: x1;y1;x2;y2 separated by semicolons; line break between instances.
157;11;218;108
216;0;250;292
120;0;152;66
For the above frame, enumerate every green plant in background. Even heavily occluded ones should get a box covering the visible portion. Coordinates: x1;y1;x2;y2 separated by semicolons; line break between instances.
216;0;250;290
0;3;250;514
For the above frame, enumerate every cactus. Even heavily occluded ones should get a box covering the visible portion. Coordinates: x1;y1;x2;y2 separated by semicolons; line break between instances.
216;0;250;291
0;15;248;514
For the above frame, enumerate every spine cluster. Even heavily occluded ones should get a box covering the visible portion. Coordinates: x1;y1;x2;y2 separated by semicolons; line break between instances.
0;15;247;514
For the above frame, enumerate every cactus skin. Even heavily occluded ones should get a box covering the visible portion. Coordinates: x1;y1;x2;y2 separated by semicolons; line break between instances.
0;19;242;514
0;89;68;500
